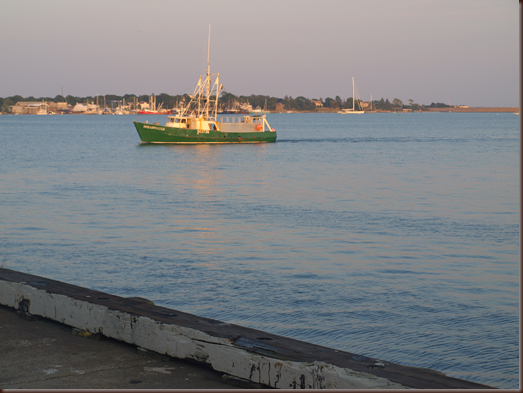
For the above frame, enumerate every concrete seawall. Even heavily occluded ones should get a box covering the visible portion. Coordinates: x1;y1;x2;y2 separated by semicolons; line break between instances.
0;268;493;389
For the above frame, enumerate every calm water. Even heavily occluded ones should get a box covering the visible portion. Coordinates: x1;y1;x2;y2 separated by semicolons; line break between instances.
0;113;519;388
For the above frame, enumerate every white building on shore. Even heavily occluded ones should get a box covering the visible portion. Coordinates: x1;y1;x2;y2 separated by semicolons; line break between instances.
10;102;49;114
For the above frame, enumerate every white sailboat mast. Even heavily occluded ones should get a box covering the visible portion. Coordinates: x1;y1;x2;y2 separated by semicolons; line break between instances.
352;77;355;111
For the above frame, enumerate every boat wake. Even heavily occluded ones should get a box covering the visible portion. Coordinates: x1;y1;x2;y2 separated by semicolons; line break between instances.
276;136;504;144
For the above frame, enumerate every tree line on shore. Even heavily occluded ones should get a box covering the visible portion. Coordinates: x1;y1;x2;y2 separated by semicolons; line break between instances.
0;92;453;113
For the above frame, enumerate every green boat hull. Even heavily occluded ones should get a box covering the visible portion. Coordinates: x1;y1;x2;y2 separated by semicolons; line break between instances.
134;121;277;144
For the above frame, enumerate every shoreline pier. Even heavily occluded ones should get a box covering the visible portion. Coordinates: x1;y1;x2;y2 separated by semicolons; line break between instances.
0;268;493;389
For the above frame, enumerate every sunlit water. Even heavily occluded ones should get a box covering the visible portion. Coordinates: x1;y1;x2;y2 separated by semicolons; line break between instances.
0;113;519;388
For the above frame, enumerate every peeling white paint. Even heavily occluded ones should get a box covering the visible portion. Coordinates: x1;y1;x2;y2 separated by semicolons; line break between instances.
0;280;407;389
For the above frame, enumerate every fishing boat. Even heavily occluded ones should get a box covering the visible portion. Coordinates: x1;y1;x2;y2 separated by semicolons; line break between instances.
339;77;365;114
133;74;276;143
133;28;276;144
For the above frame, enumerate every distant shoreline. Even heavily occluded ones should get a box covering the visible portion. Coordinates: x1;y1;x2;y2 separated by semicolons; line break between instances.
425;107;518;113
277;107;519;114
0;107;518;115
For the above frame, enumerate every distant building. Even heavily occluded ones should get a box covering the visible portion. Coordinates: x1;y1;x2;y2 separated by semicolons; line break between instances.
360;102;370;109
48;102;70;113
10;102;48;114
311;100;323;107
239;102;252;111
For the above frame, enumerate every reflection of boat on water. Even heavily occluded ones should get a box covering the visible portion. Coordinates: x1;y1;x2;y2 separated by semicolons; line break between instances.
339;77;364;114
133;26;276;144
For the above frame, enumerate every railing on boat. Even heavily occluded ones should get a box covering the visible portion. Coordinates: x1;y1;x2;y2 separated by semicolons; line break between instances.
218;116;254;123
218;115;273;133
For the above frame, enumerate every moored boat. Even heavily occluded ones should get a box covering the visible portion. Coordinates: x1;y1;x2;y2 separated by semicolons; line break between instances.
249;106;270;116
338;77;365;114
138;94;171;115
249;99;270;116
138;110;172;115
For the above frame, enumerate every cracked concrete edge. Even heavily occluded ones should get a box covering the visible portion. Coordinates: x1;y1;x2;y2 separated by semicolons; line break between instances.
0;279;407;389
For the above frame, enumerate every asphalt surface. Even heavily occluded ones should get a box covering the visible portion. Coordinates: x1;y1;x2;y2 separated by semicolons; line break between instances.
0;304;258;389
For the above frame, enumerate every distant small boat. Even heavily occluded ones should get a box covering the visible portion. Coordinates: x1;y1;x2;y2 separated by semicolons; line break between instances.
36;100;48;115
513;112;519;115
339;77;364;114
250;99;270;115
250;106;270;115
366;94;377;113
138;110;171;115
218;108;239;114
138;94;171;115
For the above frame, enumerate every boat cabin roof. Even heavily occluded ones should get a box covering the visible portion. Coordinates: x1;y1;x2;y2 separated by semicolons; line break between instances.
167;116;217;123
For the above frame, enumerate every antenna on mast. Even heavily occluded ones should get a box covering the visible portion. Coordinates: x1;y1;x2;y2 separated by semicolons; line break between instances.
207;24;211;75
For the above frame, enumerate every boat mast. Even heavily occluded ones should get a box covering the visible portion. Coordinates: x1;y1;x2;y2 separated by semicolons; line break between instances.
180;24;222;121
352;77;355;111
205;24;211;119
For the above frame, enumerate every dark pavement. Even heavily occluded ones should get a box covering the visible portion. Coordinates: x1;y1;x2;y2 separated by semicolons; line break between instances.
0;304;256;389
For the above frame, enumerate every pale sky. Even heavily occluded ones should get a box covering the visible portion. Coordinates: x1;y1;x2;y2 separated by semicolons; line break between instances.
0;0;519;107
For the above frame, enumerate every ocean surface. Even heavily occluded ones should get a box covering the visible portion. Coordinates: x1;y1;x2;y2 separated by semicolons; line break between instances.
0;112;519;388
